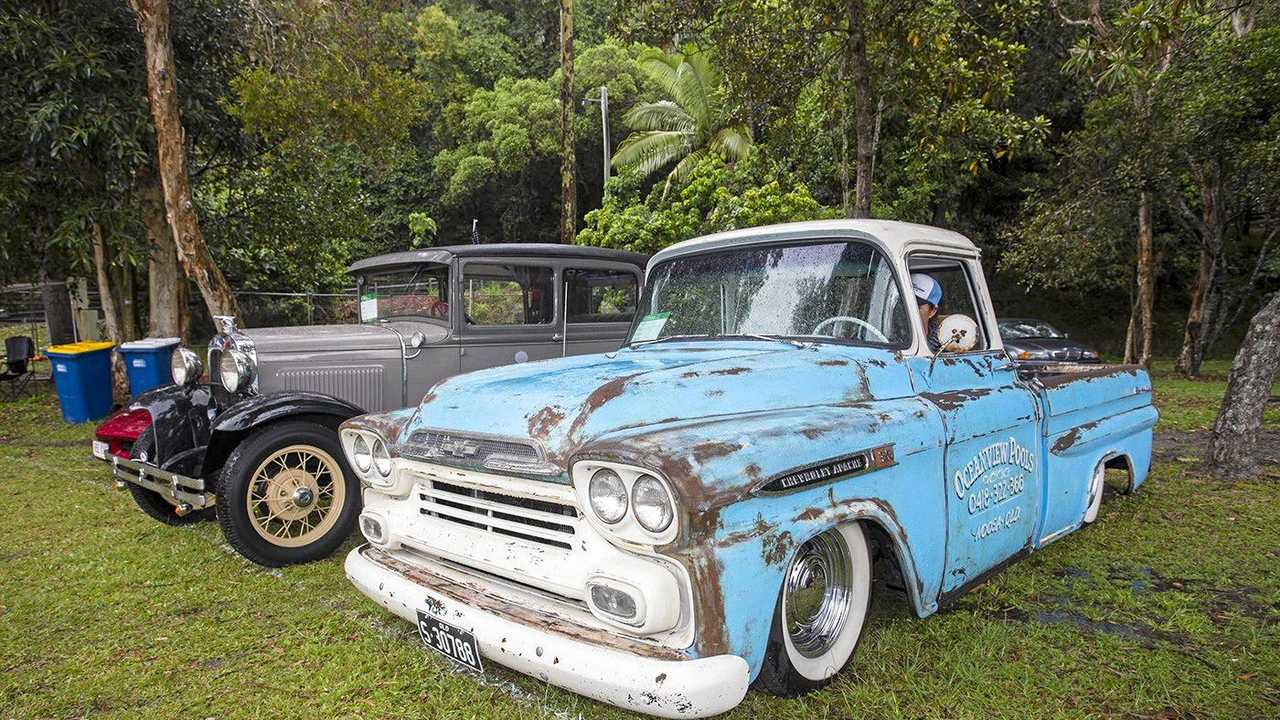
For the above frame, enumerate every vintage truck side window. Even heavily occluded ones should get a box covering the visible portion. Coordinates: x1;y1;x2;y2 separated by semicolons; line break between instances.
565;268;638;323
632;240;911;347
463;264;555;325
359;264;450;323
907;257;989;351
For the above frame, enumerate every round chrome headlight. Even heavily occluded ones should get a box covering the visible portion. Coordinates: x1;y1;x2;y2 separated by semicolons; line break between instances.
219;350;251;393
170;347;202;386
589;468;628;524
631;474;673;533
352;435;373;473
372;438;392;477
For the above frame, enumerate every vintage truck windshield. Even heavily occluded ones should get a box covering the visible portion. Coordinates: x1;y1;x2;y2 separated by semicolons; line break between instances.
630;240;911;347
358;264;450;323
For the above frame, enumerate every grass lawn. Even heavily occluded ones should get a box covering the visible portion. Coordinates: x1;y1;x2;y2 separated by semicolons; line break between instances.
1;363;1277;719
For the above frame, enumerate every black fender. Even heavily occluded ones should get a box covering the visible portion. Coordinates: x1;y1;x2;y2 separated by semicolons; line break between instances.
123;384;218;477
202;391;365;476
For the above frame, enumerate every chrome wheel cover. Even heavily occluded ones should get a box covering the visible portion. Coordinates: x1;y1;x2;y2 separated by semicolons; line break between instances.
246;444;346;548
784;529;853;658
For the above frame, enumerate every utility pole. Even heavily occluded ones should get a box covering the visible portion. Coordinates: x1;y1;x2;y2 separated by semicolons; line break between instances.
584;85;610;188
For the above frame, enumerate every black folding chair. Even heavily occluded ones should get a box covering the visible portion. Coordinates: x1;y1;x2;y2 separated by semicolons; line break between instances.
0;335;36;399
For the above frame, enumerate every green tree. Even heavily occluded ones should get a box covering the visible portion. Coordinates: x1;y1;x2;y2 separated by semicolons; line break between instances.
610;47;752;195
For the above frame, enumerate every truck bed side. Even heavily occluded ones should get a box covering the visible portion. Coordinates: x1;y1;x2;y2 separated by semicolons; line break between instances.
1027;363;1158;544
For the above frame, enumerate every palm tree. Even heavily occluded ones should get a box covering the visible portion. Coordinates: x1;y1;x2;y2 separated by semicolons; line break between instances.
611;47;752;194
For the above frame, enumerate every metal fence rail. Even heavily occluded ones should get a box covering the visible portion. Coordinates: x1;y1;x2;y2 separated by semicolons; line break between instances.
2;283;360;345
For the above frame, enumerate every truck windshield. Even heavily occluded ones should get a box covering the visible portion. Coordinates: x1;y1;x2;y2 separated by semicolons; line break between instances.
629;240;911;347
358;264;450;324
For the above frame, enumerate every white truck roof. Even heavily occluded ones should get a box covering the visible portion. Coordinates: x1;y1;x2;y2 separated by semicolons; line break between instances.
650;219;980;268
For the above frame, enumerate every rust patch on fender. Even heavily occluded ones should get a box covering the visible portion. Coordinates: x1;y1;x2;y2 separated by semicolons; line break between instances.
817;359;848;367
527;406;565;440
718;514;777;546
710;367;749;376
761;530;795;566
566;372;643;441
793;507;824;522
680;371;700;379
692;441;742;464
921;388;992;412
800;427;829;440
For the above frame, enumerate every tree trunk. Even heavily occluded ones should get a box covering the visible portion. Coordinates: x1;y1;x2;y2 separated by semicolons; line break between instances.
129;0;241;327
90;221;131;405
1135;190;1156;367
1175;246;1213;375
557;0;577;244
1123;296;1139;365
846;0;874;218
141;163;182;337
40;275;75;345
1208;290;1280;478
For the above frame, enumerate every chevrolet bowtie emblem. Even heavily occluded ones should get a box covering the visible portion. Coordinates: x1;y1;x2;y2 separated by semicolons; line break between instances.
438;438;479;457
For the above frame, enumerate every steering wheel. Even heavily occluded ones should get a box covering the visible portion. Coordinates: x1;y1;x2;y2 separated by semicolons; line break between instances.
811;316;890;343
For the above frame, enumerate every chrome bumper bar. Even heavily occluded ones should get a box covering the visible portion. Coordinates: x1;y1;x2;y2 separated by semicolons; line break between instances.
108;456;215;509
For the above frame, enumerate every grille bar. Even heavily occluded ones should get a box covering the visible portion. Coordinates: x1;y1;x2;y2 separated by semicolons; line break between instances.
420;498;574;543
420;485;577;528
418;479;578;551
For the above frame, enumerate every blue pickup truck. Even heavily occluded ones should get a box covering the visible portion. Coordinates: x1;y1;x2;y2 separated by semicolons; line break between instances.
340;220;1157;718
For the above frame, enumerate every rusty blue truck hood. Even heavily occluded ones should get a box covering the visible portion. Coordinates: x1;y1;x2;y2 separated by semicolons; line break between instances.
402;341;913;467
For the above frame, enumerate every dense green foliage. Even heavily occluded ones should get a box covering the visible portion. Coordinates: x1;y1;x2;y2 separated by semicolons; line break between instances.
0;0;1275;356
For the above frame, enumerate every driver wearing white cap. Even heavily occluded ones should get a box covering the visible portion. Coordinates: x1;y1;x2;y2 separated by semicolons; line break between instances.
911;273;943;353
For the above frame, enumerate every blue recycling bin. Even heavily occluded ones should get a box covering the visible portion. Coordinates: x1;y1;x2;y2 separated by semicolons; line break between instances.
46;341;115;423
117;337;180;398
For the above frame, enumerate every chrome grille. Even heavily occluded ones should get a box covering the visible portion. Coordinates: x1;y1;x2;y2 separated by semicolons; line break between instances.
419;480;578;550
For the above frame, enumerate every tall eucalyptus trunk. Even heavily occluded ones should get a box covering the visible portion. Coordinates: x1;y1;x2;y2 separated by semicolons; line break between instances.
558;0;577;244
90;221;131;405
129;0;240;327
140;162;182;337
1209;290;1280;478
845;0;874;218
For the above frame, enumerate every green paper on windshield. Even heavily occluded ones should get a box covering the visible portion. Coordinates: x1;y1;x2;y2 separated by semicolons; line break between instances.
631;312;671;342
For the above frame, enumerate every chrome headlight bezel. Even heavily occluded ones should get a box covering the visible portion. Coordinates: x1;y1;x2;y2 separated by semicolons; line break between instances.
340;427;401;492
572;460;679;545
170;346;202;386
218;349;253;393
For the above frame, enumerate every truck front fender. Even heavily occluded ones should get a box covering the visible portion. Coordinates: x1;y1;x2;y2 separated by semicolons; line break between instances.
203;391;365;475
572;396;949;676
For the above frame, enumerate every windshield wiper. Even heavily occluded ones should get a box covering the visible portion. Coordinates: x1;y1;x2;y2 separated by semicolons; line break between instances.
628;334;713;348
724;333;808;349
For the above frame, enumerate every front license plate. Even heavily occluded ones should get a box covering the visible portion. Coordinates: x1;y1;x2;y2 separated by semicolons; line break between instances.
417;610;483;673
91;440;108;460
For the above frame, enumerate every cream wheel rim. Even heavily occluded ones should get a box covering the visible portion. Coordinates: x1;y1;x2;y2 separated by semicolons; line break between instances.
247;444;345;547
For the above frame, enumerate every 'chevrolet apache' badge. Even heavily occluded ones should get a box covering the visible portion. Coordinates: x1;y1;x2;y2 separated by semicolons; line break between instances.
756;443;896;494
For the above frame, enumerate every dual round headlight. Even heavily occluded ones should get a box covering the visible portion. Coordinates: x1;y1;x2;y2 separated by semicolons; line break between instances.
352;434;392;478
588;468;673;533
170;347;203;386
219;350;253;393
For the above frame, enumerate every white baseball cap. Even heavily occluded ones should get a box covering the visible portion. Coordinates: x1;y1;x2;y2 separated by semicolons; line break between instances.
911;273;943;306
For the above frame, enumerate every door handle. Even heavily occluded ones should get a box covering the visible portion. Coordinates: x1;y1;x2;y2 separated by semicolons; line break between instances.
552;333;564;341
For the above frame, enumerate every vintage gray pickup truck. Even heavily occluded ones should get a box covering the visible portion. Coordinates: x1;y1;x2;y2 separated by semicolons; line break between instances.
92;244;647;566
341;220;1157;717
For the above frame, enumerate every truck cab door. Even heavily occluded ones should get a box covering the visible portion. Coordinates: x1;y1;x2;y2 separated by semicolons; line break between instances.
913;352;1042;596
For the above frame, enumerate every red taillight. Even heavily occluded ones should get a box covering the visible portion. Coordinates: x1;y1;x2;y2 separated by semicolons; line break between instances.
95;408;153;459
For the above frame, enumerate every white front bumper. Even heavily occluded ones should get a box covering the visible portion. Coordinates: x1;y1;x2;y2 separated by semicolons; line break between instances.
345;545;749;718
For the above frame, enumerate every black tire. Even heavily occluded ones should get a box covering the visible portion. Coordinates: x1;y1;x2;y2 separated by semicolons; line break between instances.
215;420;359;567
126;431;215;525
753;523;874;697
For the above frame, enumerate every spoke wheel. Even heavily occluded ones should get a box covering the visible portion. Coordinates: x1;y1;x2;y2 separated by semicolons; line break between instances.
216;421;361;567
246;444;346;548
